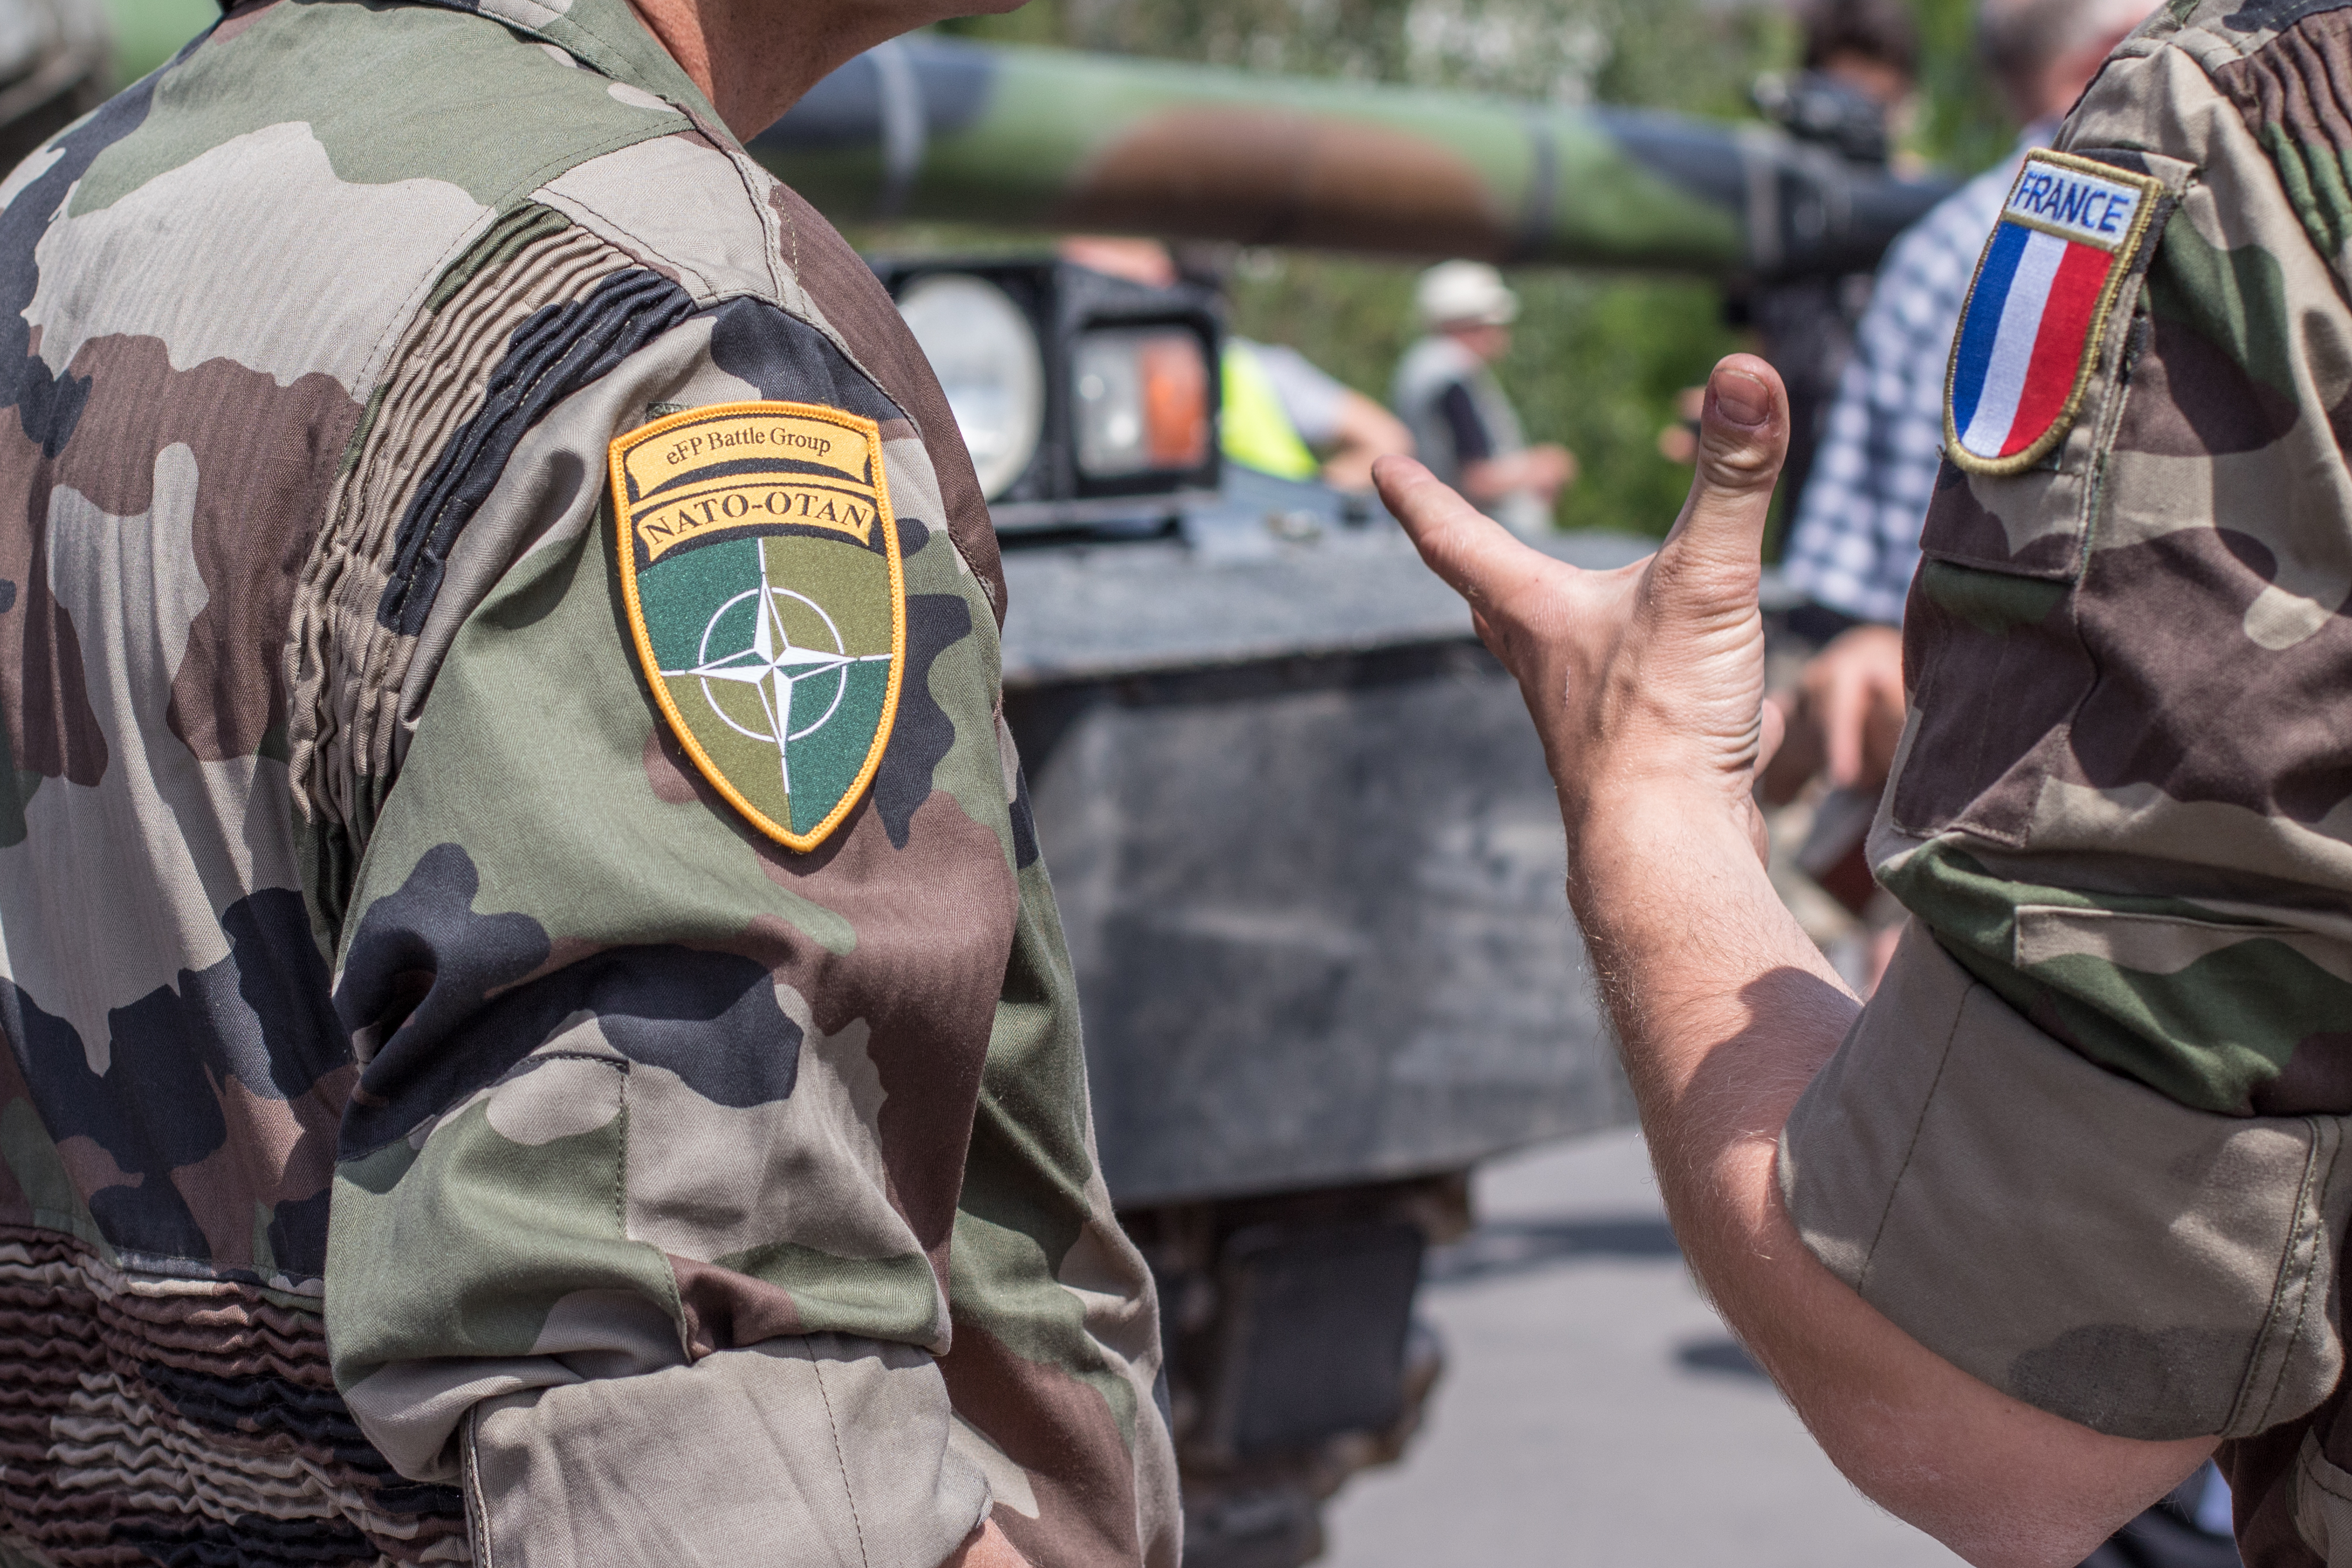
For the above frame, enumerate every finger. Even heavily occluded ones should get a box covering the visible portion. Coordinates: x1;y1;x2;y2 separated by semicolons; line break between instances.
1375;454;1551;611
1756;695;1788;777
1656;354;1790;587
1864;681;1908;784
1819;666;1865;788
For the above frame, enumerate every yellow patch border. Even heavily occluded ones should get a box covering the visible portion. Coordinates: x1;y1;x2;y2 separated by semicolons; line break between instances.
1943;148;2167;480
611;399;907;854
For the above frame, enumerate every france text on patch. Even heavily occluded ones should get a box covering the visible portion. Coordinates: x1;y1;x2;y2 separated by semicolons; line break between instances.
2003;160;2146;250
1945;150;2165;477
611;401;907;853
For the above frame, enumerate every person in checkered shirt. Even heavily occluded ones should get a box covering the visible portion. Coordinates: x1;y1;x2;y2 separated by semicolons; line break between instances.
1771;0;2154;813
1779;154;2033;631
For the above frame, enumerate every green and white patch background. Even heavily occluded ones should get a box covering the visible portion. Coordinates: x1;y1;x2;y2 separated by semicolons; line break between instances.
638;529;897;839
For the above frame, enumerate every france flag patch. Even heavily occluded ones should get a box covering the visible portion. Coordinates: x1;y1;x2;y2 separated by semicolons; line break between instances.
1945;150;2165;476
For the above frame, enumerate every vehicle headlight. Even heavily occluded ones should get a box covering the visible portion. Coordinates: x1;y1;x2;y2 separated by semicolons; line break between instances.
894;272;1046;501
1073;326;1212;481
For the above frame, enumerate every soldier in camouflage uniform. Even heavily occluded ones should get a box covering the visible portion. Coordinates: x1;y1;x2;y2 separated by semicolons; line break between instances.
0;0;1180;1563
1376;1;2352;1562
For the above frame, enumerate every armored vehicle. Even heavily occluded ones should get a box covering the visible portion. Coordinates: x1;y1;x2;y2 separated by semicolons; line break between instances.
755;41;1946;1566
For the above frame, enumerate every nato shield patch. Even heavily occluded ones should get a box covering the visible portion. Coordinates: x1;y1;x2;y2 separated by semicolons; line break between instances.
612;401;905;852
1946;149;2164;477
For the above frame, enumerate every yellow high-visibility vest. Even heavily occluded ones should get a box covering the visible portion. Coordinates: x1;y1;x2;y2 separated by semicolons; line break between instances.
1220;341;1320;481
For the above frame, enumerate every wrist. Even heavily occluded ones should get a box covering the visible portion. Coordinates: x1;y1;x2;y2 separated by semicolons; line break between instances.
1560;774;1854;1132
1562;770;1756;868
1562;774;1783;966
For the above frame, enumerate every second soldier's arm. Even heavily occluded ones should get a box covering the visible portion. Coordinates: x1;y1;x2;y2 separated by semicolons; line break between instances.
1378;5;2352;1557
1373;361;2211;1565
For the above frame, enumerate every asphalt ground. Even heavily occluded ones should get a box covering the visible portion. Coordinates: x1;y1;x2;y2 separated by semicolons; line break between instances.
1320;1127;1962;1567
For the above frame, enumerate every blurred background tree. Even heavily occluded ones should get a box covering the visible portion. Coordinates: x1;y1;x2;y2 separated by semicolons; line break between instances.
917;0;2012;537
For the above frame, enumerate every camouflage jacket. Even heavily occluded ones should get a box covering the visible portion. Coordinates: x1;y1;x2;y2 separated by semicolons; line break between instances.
1778;2;2352;1560
0;2;1179;1564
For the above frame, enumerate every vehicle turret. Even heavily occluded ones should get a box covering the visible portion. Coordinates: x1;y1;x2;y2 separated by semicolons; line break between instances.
754;35;1952;280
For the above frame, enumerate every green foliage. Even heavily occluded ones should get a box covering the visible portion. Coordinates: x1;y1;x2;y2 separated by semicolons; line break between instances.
1907;0;2016;173
949;0;1793;111
1587;2;1793;120
939;0;2016;537
1493;273;1745;533
99;0;216;84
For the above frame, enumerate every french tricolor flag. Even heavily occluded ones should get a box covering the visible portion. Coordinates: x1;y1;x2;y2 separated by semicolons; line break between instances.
1948;154;2157;472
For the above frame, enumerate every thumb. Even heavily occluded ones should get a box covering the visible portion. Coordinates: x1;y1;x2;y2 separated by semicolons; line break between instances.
1655;354;1789;590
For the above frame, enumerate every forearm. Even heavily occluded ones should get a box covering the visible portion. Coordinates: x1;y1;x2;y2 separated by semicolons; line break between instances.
1458;454;1527;502
1569;791;2211;1567
1321;394;1414;491
1382;356;2216;1564
1320;441;1384;492
1319;443;1382;492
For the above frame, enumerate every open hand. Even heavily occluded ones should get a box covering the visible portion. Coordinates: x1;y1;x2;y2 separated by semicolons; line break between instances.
1373;355;1791;860
1797;623;1906;791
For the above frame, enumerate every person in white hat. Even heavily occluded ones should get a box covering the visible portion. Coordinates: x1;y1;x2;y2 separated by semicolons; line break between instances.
1389;260;1577;536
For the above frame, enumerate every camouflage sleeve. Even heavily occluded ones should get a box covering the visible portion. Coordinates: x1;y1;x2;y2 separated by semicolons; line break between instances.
303;256;1173;1562
1781;3;2352;1448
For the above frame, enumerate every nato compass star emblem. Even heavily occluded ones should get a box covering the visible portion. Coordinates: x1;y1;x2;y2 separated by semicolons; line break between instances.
670;567;895;801
612;401;907;852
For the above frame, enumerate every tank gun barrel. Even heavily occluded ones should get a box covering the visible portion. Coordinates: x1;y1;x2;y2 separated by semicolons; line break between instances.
751;37;1954;280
